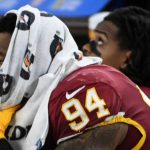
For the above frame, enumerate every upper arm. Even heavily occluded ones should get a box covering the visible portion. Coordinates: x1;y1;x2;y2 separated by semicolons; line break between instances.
55;123;128;150
49;82;123;147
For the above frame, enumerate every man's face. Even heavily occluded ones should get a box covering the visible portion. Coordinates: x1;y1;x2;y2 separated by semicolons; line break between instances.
0;32;11;66
83;21;131;69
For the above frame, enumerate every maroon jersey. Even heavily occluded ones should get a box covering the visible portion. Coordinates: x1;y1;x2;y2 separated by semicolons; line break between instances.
49;64;150;150
141;86;150;98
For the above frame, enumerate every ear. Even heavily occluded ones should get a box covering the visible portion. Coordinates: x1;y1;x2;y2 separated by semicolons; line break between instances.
120;51;132;69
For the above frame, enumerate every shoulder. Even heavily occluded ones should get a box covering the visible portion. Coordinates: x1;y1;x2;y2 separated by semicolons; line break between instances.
51;64;135;99
140;86;150;98
49;65;144;146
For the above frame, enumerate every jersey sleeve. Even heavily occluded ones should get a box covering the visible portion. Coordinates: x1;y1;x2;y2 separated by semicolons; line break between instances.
49;82;122;144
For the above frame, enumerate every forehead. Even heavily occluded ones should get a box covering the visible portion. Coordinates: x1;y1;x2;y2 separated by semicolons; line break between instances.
95;21;119;39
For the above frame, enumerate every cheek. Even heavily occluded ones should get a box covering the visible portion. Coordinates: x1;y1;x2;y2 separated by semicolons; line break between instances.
101;49;122;69
99;46;113;61
102;53;115;65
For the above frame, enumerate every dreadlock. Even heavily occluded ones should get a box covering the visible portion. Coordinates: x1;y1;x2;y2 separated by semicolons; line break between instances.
104;6;150;87
0;13;17;34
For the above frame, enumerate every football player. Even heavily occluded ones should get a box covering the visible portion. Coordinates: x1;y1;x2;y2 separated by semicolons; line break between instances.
43;6;150;150
0;13;19;150
0;6;82;150
45;64;150;150
82;6;150;97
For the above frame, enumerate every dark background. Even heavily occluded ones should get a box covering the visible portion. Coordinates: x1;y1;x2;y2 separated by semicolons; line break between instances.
60;0;150;50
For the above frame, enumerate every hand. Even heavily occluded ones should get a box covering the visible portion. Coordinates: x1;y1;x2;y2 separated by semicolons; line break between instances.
73;51;83;60
0;139;13;150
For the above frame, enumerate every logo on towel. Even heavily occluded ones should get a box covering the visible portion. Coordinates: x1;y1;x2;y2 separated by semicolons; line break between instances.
36;139;42;150
17;11;35;30
20;49;34;80
6;125;31;140
0;74;13;100
49;32;63;59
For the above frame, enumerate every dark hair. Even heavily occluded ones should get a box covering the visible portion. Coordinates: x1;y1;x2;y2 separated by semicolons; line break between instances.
0;13;17;34
104;6;150;87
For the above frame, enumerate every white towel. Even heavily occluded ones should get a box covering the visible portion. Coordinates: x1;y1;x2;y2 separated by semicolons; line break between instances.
0;5;102;150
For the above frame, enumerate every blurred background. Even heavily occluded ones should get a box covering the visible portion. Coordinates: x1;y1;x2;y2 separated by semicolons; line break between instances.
0;0;149;49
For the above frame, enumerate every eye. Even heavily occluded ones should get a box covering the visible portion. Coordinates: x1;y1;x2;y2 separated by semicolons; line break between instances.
96;37;104;47
97;40;103;46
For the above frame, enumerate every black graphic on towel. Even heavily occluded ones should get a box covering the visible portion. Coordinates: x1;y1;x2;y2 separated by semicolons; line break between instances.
0;74;13;96
50;34;63;59
20;49;34;80
6;125;31;140
40;12;53;17
17;10;35;30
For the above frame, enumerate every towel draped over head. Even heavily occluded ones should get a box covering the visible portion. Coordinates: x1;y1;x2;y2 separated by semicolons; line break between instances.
0;5;102;150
